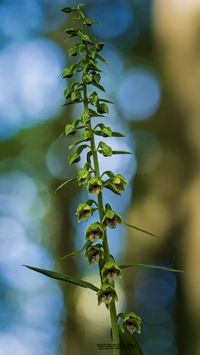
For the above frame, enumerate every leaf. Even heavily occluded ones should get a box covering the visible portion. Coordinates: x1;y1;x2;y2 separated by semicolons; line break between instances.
119;263;184;273
118;327;144;355
123;222;159;239
64;122;77;136
55;177;78;192
78;31;92;43
68;151;81;165
101;170;115;178
104;184;121;195
91;81;105;92
60;241;91;260
23;265;99;292
61;7;77;13
111;132;125;138
112;151;133;155
97;54;108;65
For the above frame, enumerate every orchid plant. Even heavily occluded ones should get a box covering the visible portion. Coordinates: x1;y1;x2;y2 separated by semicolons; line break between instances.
24;4;183;354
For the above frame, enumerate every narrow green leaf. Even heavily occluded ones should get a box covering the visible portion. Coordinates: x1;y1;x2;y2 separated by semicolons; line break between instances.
111;132;125;137
91;81;105;92
112;151;133;155
60;241;91;260
101;170;115;178
23;265;99;292
123;222;159;239
61;7;77;13
97;54;108;65
55;177;78;192
119;263;184;273
68;151;81;165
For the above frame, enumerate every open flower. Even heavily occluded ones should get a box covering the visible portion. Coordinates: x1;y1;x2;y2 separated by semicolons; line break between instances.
85;244;102;264
76;203;93;222
102;261;121;282
87;177;103;195
120;312;142;335
112;174;127;193
102;208;122;229
78;167;90;185
85;222;104;242
97;283;118;305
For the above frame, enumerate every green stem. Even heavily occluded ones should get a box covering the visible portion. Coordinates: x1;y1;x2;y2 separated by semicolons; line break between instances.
83;83;120;355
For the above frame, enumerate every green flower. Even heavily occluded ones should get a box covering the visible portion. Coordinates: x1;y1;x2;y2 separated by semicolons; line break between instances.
85;244;102;264
87;177;103;195
76;203;93;222
78;167;90;186
102;261;121;282
120;312;142;335
97;283;118;306
112;174;127;193
85;222;104;242
102;208;122;229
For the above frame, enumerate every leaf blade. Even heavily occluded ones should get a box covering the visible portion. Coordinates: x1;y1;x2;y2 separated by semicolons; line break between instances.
119;263;184;273
55;177;78;192
23;265;99;292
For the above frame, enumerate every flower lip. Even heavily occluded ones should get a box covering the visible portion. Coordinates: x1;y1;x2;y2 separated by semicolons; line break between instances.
91;252;100;263
88;177;103;195
126;321;137;335
107;216;118;229
89;231;99;242
101;292;113;305
107;269;118;280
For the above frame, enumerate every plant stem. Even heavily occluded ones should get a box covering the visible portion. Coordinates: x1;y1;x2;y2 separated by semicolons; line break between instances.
83;84;120;355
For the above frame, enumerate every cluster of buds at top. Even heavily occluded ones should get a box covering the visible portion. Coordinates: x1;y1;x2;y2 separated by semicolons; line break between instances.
119;312;142;335
102;205;122;229
87;177;103;195
85;222;104;242
101;261;121;282
97;283;118;306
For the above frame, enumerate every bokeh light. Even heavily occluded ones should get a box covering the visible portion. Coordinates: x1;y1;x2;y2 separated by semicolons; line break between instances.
88;0;133;39
0;39;65;140
117;67;161;120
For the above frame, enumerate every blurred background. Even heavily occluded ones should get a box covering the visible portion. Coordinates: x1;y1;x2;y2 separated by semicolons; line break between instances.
0;0;200;354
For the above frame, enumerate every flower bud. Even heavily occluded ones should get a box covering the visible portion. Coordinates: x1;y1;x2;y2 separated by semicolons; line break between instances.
85;223;104;242
78;167;90;186
85;244;102;265
120;312;142;335
102;209;122;229
87;177;103;195
76;203;92;222
97;283;118;306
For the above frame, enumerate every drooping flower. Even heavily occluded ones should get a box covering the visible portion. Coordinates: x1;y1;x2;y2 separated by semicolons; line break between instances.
97;283;118;306
87;177;103;195
120;312;142;335
85;244;102;265
101;261;121;282
76;203;93;222
78;167;90;185
85;222;104;242
102;208;122;229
